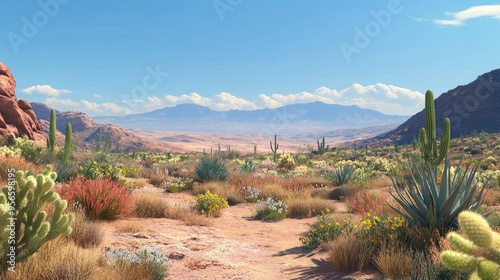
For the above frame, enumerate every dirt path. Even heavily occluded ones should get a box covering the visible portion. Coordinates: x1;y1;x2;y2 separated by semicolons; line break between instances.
100;188;379;279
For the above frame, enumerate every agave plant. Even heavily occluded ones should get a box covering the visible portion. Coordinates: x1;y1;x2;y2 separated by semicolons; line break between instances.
326;165;356;186
195;157;229;182
390;158;488;230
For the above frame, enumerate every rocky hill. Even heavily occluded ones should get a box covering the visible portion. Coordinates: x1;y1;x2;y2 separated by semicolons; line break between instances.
373;69;500;144
0;62;45;144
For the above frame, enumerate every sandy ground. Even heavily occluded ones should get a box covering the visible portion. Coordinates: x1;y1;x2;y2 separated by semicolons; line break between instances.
100;187;380;280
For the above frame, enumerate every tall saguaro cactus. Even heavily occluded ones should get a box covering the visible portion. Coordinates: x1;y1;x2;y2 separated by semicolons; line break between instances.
317;137;328;155
270;134;279;162
63;123;73;161
419;90;450;167
0;166;74;272
47;108;57;154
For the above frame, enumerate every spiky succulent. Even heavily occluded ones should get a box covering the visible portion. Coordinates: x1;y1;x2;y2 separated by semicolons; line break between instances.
390;158;486;230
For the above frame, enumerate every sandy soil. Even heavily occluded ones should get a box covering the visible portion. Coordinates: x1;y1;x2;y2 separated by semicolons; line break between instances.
100;187;380;280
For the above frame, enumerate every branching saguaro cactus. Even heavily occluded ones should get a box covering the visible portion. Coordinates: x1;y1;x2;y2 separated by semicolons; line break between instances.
47;108;57;154
440;211;500;279
419;90;450;167
0;166;74;273
270;134;279;162
317;137;328;155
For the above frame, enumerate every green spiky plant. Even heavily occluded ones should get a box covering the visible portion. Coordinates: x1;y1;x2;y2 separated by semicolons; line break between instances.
195;157;229;182
390;89;485;230
0;165;75;273
440;211;500;279
270;134;279;162
420;90;450;167
390;158;487;230
47;108;57;154
317;137;329;155
63;123;73;161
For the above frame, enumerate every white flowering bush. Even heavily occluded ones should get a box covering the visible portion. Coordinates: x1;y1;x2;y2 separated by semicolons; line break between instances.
243;186;260;202
291;165;312;176
106;246;170;280
0;145;21;158
365;157;395;172
333;160;367;169
162;177;193;193
254;197;288;221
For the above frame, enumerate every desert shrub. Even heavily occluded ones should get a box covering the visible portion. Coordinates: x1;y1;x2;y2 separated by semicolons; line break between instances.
163;177;193;193
327;185;360;200
373;245;413;278
277;152;295;170
81;160;121;181
345;191;390;215
326;166;356;186
165;204;213;226
12;137;42;163
286;198;336;218
236;158;257;173
243;186;260;202
3;238;98;280
106;246;169;280
299;210;354;249
132;192;167;218
68;211;104;249
193;182;244;205
0;157;43;182
58;177;131;220
195;190;229;217
120;165;139;178
254;197;288;221
356;214;406;250
325;234;373;271
195;157;229;182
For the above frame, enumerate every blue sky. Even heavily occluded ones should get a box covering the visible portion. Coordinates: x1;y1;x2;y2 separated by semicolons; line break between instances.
1;0;499;116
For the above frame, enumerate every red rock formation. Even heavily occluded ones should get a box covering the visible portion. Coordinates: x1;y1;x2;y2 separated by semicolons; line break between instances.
0;62;46;144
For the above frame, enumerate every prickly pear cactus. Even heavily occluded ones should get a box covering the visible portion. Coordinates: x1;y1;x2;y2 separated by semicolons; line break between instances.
0;165;75;273
440;211;500;280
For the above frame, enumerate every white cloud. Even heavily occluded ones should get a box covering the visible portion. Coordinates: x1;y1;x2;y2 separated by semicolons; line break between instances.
433;5;500;26
42;83;425;116
22;85;71;96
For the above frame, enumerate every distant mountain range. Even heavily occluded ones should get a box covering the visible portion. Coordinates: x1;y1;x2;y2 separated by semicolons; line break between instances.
372;68;500;145
94;102;409;135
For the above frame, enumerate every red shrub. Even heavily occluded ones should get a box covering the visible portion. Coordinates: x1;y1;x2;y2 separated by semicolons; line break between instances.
345;191;389;215
58;177;131;220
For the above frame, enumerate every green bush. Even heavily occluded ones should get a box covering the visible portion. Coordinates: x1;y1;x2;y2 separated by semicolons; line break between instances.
81;160;121;181
195;190;229;217
299;210;354;249
326;166;356;186
195;157;229;182
121;165;139;178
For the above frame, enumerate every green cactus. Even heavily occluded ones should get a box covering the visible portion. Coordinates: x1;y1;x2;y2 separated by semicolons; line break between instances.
419;90;450;167
270;134;279;162
63;123;73;161
317;137;328;155
0;166;74;272
440;211;500;280
47;108;57;154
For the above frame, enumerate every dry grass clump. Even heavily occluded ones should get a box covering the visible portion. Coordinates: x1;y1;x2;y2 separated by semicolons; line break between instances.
132;191;168;218
0;156;43;182
115;223;142;233
325;234;372;271
368;176;392;189
373;245;413;279
286;197;336;218
166;204;213;226
145;172;168;187
193;182;244;205
258;184;290;201
482;188;500;206
132;178;149;189
344;191;392;215
2;238;99;280
327;185;360;200
68;211;105;248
